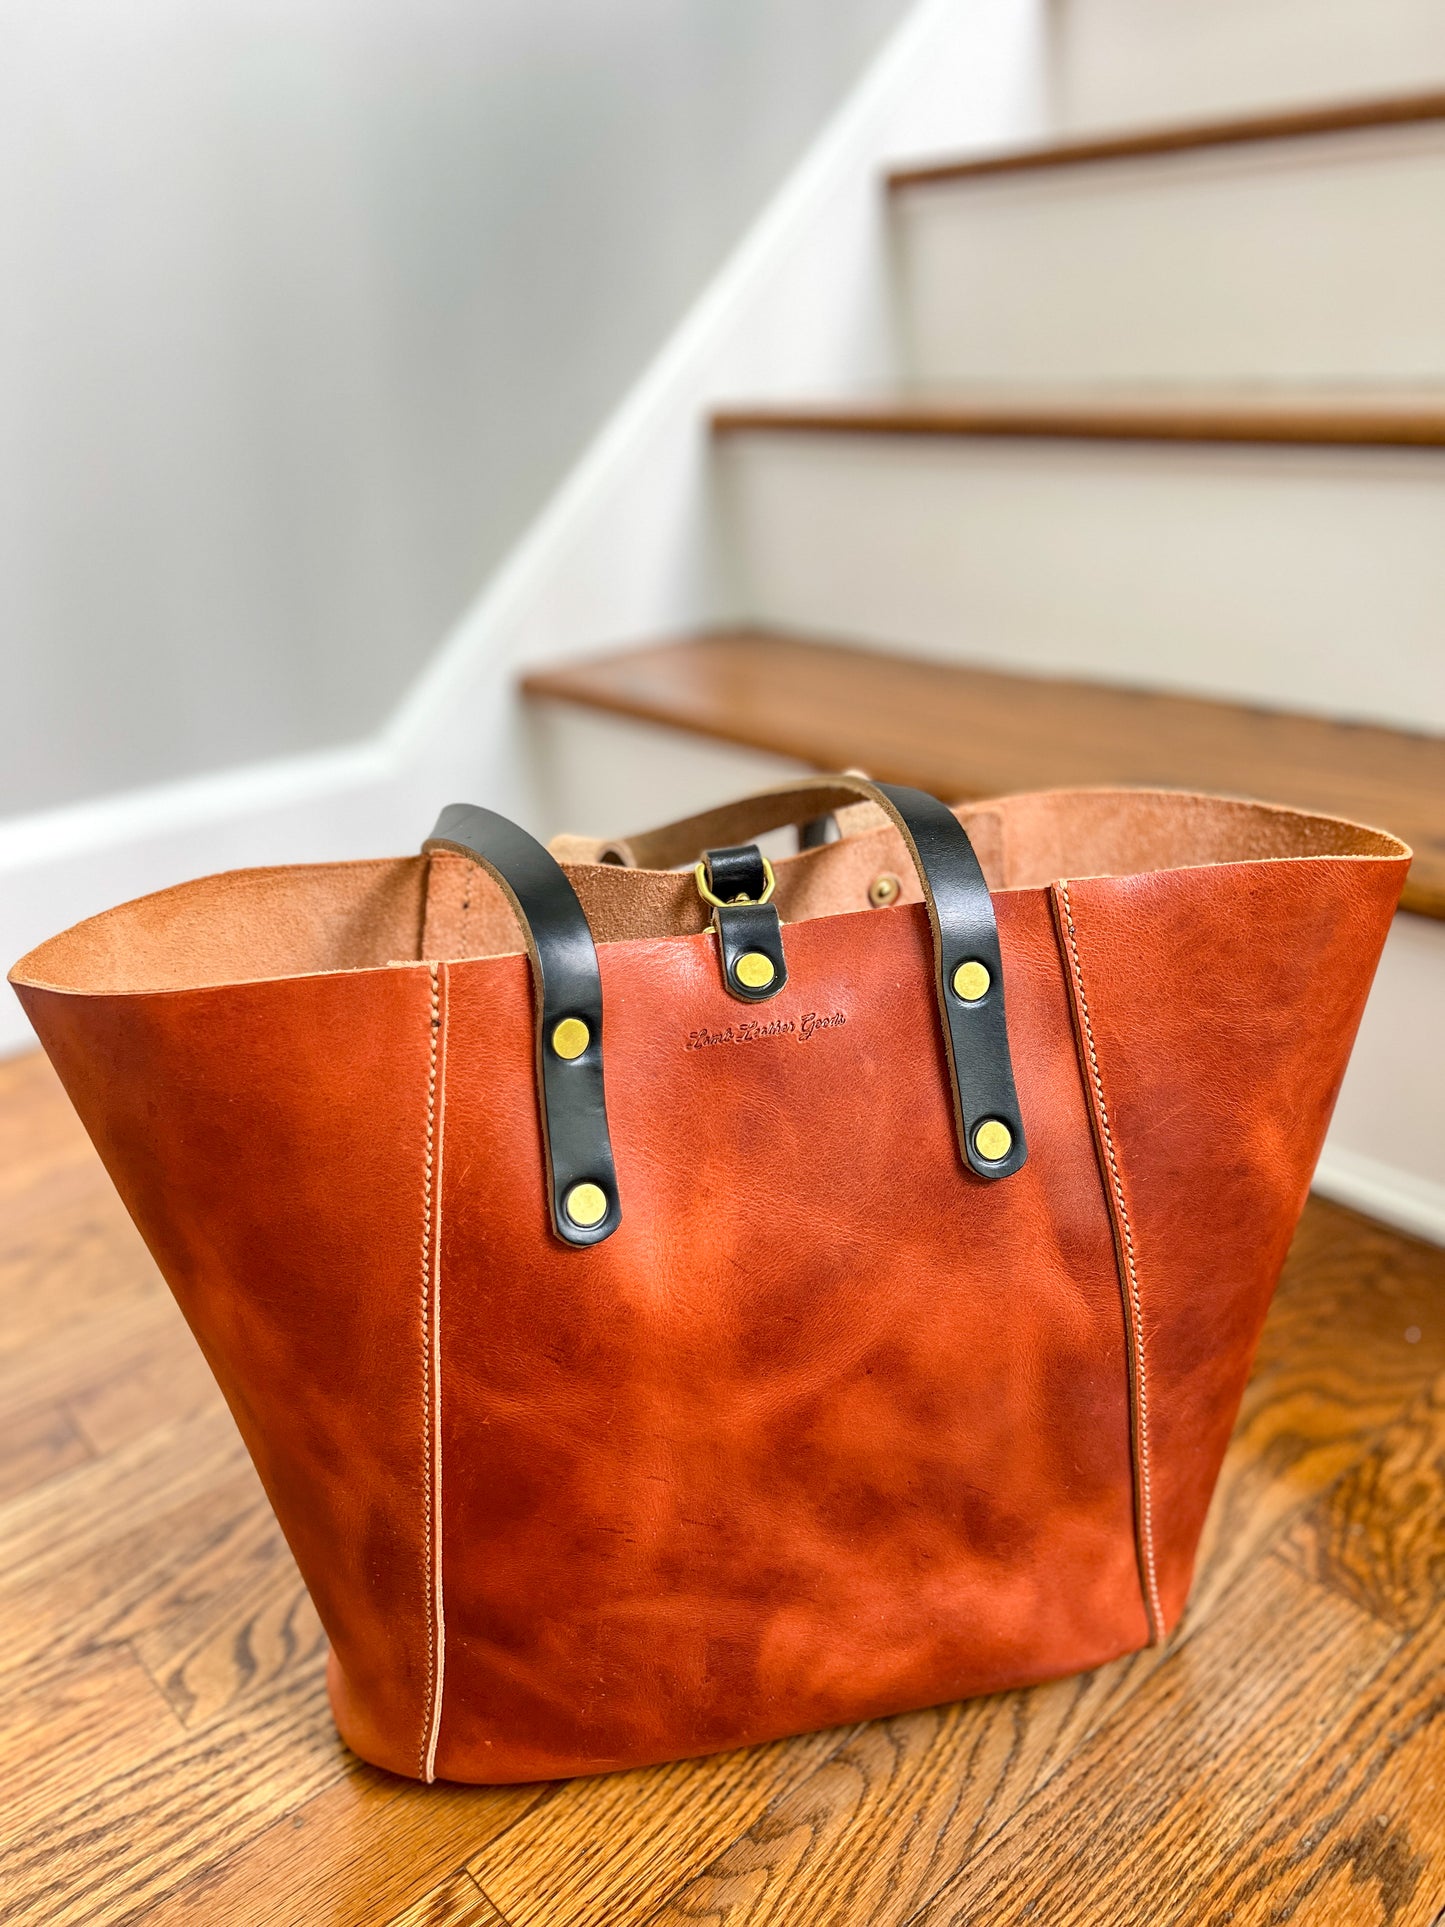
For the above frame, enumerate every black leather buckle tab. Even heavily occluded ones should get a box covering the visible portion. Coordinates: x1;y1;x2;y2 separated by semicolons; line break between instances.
714;900;788;1002
425;803;621;1248
703;843;769;903
699;843;787;1002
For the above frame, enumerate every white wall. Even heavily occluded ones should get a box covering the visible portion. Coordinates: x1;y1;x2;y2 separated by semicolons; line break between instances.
0;0;1050;1060
0;0;911;815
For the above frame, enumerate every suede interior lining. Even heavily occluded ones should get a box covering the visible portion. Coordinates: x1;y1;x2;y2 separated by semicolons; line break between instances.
11;789;1409;998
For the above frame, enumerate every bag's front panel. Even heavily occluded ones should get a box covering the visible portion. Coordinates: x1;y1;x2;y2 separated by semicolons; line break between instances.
17;968;443;1781
1055;851;1409;1630
435;890;1149;1782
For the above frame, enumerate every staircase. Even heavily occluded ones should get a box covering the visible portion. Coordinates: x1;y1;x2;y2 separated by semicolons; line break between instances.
521;1;1445;1240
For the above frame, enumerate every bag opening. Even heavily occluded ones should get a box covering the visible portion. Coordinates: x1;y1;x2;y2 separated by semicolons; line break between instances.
10;787;1409;999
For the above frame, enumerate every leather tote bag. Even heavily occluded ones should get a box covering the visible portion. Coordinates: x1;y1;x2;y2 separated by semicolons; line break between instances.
9;776;1409;1785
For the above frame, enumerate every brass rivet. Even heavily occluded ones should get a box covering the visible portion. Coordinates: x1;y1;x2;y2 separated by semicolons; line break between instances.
734;951;776;990
563;1181;608;1228
974;1119;1013;1163
551;1016;590;1060
952;960;991;1002
868;873;901;908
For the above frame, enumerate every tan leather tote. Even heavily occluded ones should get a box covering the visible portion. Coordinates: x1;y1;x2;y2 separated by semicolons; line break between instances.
9;777;1408;1784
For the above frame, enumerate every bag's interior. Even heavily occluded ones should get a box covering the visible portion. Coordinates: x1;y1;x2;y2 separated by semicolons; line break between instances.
11;788;1409;997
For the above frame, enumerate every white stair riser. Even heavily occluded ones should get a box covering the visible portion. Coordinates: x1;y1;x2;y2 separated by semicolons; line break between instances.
896;124;1445;384
526;704;1445;1248
526;702;807;845
1317;911;1445;1247
1051;0;1445;131
718;432;1445;733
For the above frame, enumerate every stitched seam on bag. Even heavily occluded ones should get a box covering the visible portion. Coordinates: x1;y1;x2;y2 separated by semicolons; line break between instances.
430;964;449;1776
419;961;447;1778
1057;882;1164;1640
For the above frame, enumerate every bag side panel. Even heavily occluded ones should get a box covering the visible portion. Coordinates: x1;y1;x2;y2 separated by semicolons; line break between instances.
433;890;1149;1783
16;966;441;1780
1054;853;1407;1631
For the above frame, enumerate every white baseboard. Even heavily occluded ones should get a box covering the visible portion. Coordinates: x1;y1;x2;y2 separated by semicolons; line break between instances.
1312;1147;1445;1249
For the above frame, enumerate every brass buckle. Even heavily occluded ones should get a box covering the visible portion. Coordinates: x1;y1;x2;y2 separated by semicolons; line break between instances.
693;854;776;909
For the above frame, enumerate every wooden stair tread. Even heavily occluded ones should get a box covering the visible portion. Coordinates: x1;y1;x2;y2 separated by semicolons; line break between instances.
711;386;1445;448
887;87;1445;189
522;630;1445;920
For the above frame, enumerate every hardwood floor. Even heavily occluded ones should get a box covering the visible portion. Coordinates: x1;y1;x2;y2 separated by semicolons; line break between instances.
1;1045;1442;1926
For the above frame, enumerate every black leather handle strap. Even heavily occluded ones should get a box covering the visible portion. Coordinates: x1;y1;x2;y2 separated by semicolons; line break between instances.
425;803;621;1247
606;775;1027;1182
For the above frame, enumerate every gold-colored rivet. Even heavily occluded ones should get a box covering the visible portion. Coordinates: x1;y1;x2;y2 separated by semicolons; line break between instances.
734;951;776;990
551;1016;590;1060
951;960;991;1002
563;1181;608;1228
868;873;901;908
974;1119;1013;1163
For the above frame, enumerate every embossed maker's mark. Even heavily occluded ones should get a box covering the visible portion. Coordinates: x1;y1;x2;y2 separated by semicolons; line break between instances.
686;1009;848;1050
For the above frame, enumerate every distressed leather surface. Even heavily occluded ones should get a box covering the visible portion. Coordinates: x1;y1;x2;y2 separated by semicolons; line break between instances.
13;967;441;1780
9;789;1409;1784
1053;855;1405;1631
434;890;1142;1781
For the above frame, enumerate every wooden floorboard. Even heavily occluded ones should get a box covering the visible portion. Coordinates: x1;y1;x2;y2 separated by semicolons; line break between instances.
0;1048;1441;1926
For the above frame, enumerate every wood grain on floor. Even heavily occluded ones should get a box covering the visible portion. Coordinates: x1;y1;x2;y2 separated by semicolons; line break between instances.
0;1047;1440;1927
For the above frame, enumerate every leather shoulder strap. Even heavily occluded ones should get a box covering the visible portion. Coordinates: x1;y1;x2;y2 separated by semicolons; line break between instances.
425;803;621;1247
876;782;1026;1182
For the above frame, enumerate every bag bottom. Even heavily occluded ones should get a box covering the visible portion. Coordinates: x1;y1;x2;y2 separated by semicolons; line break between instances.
327;1619;1158;1786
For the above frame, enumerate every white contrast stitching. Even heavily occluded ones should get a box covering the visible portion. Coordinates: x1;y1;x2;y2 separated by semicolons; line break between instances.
1057;882;1164;1639
428;962;448;1778
419;961;447;1778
